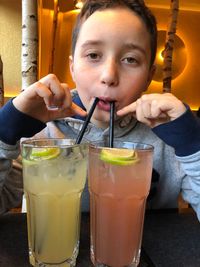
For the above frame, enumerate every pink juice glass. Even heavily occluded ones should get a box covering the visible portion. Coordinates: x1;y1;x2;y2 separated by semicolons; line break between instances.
88;141;154;267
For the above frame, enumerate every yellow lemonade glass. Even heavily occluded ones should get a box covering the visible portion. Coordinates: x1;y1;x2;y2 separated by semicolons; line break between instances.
22;139;88;267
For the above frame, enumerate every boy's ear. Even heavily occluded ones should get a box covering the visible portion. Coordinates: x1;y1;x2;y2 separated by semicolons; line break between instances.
69;55;75;81
144;64;156;91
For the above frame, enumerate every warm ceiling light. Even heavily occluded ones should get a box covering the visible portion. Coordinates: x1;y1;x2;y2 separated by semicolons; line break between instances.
158;48;165;62
75;0;83;9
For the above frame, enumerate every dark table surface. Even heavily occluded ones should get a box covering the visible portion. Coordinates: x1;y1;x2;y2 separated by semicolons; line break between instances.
0;210;200;267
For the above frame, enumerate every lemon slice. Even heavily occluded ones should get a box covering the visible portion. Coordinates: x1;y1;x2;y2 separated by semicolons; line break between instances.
100;148;139;166
29;147;60;160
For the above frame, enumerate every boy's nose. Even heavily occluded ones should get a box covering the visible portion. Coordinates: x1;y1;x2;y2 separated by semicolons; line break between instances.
100;59;119;87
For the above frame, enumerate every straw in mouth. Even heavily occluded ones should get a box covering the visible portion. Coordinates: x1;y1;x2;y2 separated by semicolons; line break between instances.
109;101;115;148
75;98;115;146
75;97;99;144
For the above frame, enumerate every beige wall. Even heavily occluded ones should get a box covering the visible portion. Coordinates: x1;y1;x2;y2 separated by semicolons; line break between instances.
0;0;21;97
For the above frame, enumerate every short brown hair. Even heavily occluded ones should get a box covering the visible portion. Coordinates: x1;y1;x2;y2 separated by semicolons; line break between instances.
71;0;157;67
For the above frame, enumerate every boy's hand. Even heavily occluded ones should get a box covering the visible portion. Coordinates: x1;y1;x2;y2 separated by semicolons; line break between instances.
117;93;186;128
13;74;87;123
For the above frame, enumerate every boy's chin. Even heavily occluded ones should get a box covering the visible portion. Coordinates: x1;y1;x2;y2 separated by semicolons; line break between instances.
93;111;109;121
91;116;110;129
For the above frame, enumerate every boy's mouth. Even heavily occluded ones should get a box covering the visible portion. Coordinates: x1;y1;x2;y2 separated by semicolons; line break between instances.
97;98;115;112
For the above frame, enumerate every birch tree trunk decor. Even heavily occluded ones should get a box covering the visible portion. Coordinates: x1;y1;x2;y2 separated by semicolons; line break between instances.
162;0;179;92
21;0;38;91
0;56;4;107
49;0;59;73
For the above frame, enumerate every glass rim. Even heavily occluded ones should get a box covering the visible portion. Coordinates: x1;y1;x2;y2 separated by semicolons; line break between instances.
89;140;154;151
21;138;88;148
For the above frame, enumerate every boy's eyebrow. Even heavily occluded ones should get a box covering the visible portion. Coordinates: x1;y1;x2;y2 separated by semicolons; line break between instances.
124;43;146;56
81;41;147;56
81;40;103;48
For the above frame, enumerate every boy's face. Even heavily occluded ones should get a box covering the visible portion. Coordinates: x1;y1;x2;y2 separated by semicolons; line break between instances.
70;7;155;128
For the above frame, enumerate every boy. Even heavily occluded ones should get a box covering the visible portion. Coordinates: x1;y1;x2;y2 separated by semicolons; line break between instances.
0;0;200;219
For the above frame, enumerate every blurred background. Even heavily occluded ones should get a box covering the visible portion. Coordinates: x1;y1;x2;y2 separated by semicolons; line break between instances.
0;0;199;110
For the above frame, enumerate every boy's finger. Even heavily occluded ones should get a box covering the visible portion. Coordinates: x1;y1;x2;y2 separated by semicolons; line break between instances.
33;82;56;107
59;83;73;108
70;102;87;117
46;102;87;120
39;74;61;90
39;74;66;106
135;102;152;126
60;84;87;116
117;102;137;116
36;80;86;117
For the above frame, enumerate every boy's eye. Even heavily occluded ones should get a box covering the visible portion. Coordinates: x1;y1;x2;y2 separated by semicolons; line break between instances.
86;53;101;60
122;57;138;64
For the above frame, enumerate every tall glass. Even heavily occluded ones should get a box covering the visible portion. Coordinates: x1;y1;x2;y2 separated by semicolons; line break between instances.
88;141;154;267
22;139;88;267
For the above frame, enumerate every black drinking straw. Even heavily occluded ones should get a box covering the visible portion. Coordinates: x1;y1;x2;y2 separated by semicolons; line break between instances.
75;97;99;144
109;101;115;148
